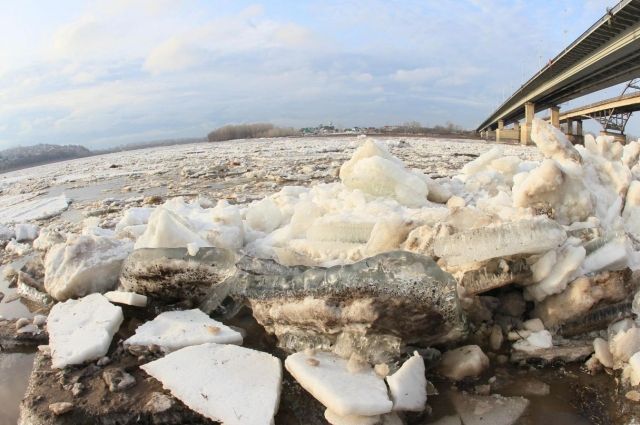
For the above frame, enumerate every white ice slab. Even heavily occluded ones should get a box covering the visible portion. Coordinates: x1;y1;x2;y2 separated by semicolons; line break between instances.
513;330;553;353
44;234;133;301
386;351;426;411
47;293;123;369
125;309;242;351
324;409;380;425
285;351;393;417
0;194;69;224
104;291;148;307
141;343;282;425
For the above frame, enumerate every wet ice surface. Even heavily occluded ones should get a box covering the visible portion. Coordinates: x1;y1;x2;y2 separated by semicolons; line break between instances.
1;133;636;424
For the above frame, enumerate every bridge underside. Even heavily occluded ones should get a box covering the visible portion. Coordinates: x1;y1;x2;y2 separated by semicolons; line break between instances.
477;0;640;145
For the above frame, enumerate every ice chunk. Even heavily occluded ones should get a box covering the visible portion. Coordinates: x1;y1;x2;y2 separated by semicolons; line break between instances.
531;118;582;174
626;351;640;385
386;351;426;411
610;326;640;367
47;293;123;369
340;140;428;207
530;250;557;282
231;252;466;362
324;410;380;425
33;226;65;252
0;223;14;242
461;147;503;176
119;247;236;304
451;392;529;425
364;217;413;256
533;270;628;328
582;237;628;273
306;216;375;243
125;309;242;351
623;141;640;169
623;181;640;240
103;291;147;307
134;208;210;250
432;218;566;266
115;207;154;231
593;337;613;368
142;343;282;425
5;239;31;255
14;223;39;241
285;351;393;416
513;330;553;353
525;243;585;302
512;159;592;224
44;234;133;301
523;318;545;332
438;345;489;380
246;198;283;233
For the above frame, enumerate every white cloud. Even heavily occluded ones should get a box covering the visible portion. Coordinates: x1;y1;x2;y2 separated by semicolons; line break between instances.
392;67;443;83
144;38;202;74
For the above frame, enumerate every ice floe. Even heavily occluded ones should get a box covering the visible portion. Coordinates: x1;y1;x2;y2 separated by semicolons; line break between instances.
47;293;123;368
141;343;282;425
125;309;242;351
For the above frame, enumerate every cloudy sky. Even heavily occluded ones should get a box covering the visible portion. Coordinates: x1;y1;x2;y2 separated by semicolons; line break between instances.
0;0;629;149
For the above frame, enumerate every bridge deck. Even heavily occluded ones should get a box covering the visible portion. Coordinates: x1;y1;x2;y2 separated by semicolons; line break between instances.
478;0;640;131
559;91;640;120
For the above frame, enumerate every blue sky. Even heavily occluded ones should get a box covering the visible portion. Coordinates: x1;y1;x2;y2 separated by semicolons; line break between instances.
0;0;630;149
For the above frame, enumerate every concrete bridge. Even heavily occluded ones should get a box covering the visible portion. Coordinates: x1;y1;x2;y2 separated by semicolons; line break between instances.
477;0;640;145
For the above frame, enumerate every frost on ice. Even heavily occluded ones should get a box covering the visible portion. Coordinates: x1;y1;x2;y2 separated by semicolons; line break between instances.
141;343;282;425
47;293;123;369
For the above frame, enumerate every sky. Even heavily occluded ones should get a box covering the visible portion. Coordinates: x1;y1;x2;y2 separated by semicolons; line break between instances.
0;0;631;149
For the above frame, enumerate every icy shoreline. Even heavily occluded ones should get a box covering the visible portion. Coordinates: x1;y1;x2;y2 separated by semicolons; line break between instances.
3;126;640;424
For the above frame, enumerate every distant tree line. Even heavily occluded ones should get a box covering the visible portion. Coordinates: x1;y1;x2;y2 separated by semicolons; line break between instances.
0;144;91;173
207;123;299;142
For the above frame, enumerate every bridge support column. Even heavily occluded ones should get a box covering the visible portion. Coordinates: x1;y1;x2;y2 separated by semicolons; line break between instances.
550;106;560;128
520;102;534;145
496;120;504;142
576;120;583;136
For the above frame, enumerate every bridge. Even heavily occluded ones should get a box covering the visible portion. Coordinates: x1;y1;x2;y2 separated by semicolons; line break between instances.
477;0;640;144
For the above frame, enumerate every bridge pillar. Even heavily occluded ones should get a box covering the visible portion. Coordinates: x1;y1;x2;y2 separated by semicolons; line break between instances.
576;120;583;136
550;106;560;128
566;119;574;135
520;101;534;145
496;120;504;142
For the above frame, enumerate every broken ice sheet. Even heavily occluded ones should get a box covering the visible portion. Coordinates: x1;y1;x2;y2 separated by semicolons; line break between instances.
386;351;427;411
47;293;123;369
285;351;392;417
141;343;282;425
125;309;242;351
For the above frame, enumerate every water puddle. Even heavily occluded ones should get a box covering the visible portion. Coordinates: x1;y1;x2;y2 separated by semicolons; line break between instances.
0;352;35;425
